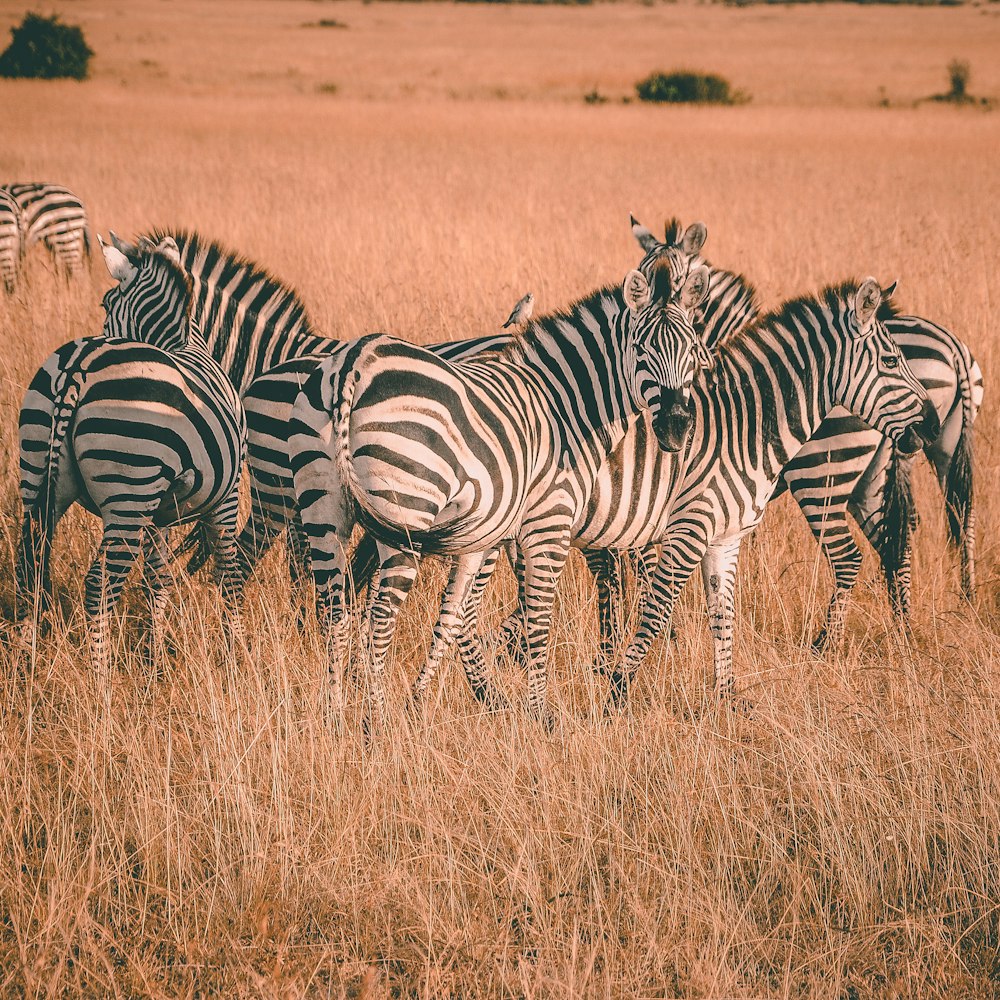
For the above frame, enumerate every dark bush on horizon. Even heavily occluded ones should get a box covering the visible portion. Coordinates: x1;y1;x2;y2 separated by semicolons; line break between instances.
636;71;746;105
0;12;93;81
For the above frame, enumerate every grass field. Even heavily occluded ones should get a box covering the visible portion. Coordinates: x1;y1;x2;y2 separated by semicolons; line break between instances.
2;1;1000;996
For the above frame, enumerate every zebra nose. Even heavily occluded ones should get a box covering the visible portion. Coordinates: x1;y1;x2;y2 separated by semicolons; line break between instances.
659;387;688;413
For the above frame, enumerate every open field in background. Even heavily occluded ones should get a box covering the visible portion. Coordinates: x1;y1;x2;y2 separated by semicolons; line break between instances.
2;1;1000;996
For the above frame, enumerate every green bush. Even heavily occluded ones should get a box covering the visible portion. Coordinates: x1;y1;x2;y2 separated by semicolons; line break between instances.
636;70;745;105
0;12;93;80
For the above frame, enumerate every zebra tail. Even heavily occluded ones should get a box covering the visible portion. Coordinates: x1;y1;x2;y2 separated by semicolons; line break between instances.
348;532;379;605
945;415;975;598
333;366;363;511
880;450;916;601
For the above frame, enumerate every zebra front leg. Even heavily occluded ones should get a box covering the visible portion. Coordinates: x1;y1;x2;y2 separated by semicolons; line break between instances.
609;531;706;711
700;538;745;706
204;494;248;656
411;551;488;708
492;539;528;665
363;546;420;726
519;531;573;729
454;549;511;712
583;548;626;675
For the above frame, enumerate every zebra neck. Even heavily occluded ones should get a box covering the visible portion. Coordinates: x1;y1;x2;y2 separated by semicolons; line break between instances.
514;307;638;475
710;318;835;475
694;263;761;351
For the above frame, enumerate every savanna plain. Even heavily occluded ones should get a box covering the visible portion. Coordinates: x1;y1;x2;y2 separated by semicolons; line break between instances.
2;1;1000;996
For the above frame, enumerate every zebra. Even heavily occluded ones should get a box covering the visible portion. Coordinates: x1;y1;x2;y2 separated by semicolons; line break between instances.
567;277;940;708
230;224;709;588
15;237;247;668
597;219;982;654
288;245;712;726
1;183;90;276
0;188;20;291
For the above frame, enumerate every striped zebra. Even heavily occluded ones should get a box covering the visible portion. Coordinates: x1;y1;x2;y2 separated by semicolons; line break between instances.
16;237;246;667
0;188;20;291
289;243;712;725
223;222;710;587
571;278;940;707
1;183;90;275
591;219;982;655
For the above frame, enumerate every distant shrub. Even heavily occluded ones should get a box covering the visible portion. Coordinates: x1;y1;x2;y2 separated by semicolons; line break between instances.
584;88;609;105
302;18;349;28
947;58;970;99
316;82;338;95
636;71;747;105
0;12;93;80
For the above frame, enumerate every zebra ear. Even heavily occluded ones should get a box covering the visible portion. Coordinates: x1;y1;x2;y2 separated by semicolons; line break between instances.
109;230;138;260
155;237;182;265
680;265;711;310
882;279;898;301
623;269;652;312
854;277;882;333
98;235;137;283
630;215;660;253
680;222;708;258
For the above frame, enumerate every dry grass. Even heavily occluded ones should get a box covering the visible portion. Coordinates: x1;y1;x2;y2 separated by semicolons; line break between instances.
1;1;1000;996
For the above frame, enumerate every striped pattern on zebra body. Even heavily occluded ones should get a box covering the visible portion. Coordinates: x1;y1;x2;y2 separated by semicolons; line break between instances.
578;218;982;662
591;279;939;707
0;188;20;291
1;183;90;275
16;237;246;669
233;334;511;584
289;235;712;726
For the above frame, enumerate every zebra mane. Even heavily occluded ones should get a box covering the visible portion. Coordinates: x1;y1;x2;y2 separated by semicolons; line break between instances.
724;279;899;351
137;245;194;321
147;227;318;339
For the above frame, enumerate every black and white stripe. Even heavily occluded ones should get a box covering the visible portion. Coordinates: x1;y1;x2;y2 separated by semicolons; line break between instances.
289;235;711;725
16;238;246;667
575;278;939;706
2;183;90;275
0;188;20;291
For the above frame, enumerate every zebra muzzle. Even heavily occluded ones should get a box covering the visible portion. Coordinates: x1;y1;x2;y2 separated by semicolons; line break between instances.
896;400;940;456
652;392;693;452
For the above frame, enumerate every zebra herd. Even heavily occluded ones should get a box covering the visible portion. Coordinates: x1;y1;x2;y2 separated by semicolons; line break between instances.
10;183;983;730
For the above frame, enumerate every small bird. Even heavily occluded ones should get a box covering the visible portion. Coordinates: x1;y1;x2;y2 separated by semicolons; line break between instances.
502;292;534;329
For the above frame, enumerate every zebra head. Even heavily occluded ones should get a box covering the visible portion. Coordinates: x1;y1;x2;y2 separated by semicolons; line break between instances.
622;260;712;453
99;233;194;352
834;278;940;455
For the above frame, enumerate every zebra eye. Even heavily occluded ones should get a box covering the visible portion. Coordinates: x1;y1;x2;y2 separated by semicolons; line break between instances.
882;355;899;370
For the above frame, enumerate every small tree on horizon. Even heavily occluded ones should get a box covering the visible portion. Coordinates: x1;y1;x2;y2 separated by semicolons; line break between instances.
0;12;93;81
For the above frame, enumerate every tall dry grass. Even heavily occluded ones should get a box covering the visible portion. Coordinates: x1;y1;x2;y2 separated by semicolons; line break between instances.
2;2;1000;995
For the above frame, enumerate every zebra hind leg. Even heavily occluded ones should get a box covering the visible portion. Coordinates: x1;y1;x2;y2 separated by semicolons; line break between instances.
141;526;175;673
203;495;248;656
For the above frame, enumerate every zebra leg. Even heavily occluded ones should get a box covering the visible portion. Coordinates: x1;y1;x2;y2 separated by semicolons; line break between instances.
141;526;174;669
364;546;420;724
494;539;527;664
454;549;510;711
519;530;573;729
609;531;707;710
411;551;488;707
204;494;248;654
786;480;864;654
700;538;744;705
15;511;53;625
582;548;624;675
84;522;147;673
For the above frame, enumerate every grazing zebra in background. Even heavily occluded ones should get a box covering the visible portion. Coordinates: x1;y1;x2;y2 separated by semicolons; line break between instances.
573;278;939;708
0;188;20;291
1;183;90;276
598;219;982;653
16;237;246;667
289;245;712;726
